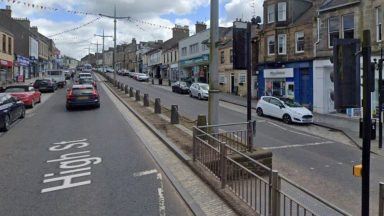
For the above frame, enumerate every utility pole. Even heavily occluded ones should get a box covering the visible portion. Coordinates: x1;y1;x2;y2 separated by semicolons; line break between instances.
246;22;253;151
91;41;100;67
99;5;130;82
208;0;219;126
379;46;383;149
95;30;113;72
361;30;372;216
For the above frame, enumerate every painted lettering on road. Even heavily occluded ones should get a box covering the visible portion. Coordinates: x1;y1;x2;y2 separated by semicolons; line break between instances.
41;139;102;193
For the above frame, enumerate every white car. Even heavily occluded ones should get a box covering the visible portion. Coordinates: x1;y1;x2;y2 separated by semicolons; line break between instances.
189;83;209;100
136;73;149;82
79;72;93;79
256;96;313;124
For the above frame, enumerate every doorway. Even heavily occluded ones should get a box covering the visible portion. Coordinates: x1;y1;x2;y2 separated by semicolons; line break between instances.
231;73;235;94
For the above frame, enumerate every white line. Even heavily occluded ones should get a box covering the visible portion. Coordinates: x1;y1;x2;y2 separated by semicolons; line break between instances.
262;141;334;150
267;121;320;139
133;169;158;177
44;173;54;178
267;121;288;131
157;173;166;216
60;167;91;175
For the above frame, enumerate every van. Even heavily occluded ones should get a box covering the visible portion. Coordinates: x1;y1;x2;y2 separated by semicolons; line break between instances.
47;70;66;88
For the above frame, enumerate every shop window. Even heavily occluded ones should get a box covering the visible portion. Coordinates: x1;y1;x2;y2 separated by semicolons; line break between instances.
328;16;339;48
377;7;382;42
278;34;286;55
230;49;233;63
343;13;354;39
268;4;275;23
267;36;275;55
295;32;304;53
278;2;287;22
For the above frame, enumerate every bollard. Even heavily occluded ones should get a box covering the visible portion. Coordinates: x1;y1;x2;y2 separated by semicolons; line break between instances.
154;98;161;114
125;85;129;94
171;105;179;124
151;79;154;85
117;81;120;88
143;94;149;107
135;90;141;101
196;115;207;140
129;87;134;97
197;115;207;127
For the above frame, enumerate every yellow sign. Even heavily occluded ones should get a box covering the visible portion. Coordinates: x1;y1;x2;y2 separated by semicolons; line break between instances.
353;164;362;177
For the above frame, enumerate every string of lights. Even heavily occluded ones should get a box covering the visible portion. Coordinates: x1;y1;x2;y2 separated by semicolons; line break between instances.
0;0;98;16
48;16;102;37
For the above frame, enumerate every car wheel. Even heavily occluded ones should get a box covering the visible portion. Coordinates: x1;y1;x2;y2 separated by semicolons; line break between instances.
198;94;202;100
95;104;100;109
38;97;41;103
256;108;263;116
283;114;292;124
20;108;26;119
189;92;193;97
66;105;72;111
1;115;10;132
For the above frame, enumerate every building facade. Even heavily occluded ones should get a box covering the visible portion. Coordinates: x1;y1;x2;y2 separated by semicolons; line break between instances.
257;0;316;108
0;26;14;85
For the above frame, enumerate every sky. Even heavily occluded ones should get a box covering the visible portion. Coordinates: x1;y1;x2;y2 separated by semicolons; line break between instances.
0;0;263;60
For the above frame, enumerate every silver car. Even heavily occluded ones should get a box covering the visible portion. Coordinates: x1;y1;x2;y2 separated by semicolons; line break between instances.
189;83;209;100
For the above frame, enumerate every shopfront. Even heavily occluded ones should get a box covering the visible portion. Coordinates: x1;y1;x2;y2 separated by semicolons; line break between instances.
258;61;313;108
0;59;13;83
179;54;209;83
14;55;30;81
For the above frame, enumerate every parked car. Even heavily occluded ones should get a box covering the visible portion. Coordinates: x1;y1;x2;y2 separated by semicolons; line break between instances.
47;70;66;88
189;83;209;100
256;96;313;124
66;84;100;110
122;70;130;76
78;77;97;88
171;81;190;94
128;71;136;78
0;94;25;131
4;85;41;108
105;68;114;73
33;78;57;93
136;73;149;82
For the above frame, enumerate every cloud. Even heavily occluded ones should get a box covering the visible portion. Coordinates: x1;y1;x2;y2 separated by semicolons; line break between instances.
224;0;263;23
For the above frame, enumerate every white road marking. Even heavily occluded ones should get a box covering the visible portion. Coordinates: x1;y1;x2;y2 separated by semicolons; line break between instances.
325;165;330;168
60;167;91;175
262;141;334;150
157;173;166;216
133;169;158;177
338;162;343;165
44;173;54;178
310;167;315;170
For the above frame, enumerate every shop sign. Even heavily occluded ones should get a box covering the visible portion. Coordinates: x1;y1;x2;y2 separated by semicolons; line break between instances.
0;59;13;67
16;55;30;67
264;68;294;78
180;54;209;66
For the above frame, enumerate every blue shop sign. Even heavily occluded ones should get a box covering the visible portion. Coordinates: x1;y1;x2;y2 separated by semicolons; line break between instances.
16;55;30;67
180;54;209;67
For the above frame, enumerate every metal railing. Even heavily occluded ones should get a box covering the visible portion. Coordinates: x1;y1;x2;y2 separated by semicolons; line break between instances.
193;123;351;216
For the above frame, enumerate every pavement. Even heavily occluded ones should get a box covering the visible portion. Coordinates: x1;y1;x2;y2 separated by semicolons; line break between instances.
110;74;384;215
0;82;196;215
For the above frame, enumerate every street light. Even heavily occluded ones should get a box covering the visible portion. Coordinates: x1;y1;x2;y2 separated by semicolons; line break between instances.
99;5;131;82
95;30;113;72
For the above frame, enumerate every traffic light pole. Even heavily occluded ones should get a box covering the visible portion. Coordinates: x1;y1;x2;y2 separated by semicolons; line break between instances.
361;30;372;216
246;22;253;151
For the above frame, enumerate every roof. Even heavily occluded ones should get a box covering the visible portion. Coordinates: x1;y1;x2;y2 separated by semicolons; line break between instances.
0;25;13;36
319;0;360;12
162;37;180;52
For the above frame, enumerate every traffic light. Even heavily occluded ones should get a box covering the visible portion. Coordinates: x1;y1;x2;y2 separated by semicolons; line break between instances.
233;20;248;70
332;39;361;109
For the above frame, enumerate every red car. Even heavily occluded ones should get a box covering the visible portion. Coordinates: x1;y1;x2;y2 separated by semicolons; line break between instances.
5;85;41;108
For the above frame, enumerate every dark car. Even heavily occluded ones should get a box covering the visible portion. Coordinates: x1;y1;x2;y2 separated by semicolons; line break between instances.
171;81;190;94
33;79;57;93
0;94;25;132
66;84;100;110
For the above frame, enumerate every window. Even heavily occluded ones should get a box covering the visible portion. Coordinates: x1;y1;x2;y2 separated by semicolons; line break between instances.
278;34;286;55
221;51;225;64
328;17;339;48
267;36;275;55
230;49;233;63
219;75;226;84
268;4;275;23
2;34;5;53
343;14;354;39
278;2;287;21
190;43;199;54
295;32;304;53
201;43;208;51
181;47;187;56
377;7;382;42
239;74;246;83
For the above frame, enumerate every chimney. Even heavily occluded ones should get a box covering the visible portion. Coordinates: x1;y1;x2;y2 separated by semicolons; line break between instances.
14;18;31;29
195;22;207;33
0;5;12;17
30;26;38;33
172;25;189;39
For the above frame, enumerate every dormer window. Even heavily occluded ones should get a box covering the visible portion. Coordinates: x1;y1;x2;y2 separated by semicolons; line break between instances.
268;4;275;23
278;2;287;22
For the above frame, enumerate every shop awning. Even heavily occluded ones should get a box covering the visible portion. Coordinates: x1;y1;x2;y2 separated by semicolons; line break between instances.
0;59;13;68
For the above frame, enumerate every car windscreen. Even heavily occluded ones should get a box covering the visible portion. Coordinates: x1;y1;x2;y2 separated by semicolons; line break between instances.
72;88;94;96
280;98;302;108
35;80;51;85
180;82;188;87
48;71;62;76
5;87;27;93
200;85;209;91
79;78;93;84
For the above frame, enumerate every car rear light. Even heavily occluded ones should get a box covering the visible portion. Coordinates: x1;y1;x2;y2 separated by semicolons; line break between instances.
67;90;75;100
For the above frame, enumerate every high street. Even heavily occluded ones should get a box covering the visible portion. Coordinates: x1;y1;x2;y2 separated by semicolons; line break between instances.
111;74;384;215
0;83;192;216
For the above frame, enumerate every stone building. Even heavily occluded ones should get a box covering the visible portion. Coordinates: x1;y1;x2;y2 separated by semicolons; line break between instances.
256;0;316;108
0;25;14;85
